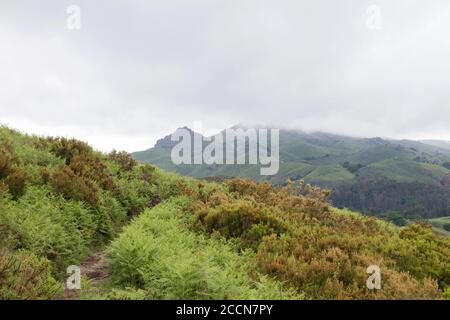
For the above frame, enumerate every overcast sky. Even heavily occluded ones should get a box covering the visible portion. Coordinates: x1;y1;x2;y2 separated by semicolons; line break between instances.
1;0;450;152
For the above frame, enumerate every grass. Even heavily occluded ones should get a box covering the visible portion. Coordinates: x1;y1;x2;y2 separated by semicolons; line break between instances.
427;216;450;236
361;159;450;184
304;165;355;183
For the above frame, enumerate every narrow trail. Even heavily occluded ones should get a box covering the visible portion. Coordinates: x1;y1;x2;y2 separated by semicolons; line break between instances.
80;251;109;283
64;251;109;299
63;201;160;299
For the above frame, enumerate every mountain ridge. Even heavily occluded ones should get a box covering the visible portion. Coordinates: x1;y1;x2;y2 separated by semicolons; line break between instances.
133;126;450;223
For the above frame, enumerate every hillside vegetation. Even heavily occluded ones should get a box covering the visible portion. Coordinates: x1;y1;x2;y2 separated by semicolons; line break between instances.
133;127;450;222
428;216;450;236
0;126;449;300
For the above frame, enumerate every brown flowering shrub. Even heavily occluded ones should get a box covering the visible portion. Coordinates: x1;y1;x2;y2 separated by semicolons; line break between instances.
49;165;99;207
194;198;286;249
0;150;14;179
40;136;93;164
69;154;115;191
108;150;137;172
190;178;447;299
5;167;28;199
0;142;27;199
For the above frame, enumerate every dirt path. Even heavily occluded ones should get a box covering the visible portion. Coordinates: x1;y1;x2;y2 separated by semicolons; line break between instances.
64;251;109;299
80;251;109;283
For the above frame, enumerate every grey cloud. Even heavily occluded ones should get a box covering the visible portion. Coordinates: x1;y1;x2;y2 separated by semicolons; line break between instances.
1;0;450;151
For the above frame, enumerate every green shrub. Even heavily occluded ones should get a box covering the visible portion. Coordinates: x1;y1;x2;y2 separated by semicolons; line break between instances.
444;286;450;300
153;171;197;201
93;191;128;240
382;223;450;288
0;186;97;272
102;191;128;225
0;248;61;299
113;173;155;216
0;180;8;195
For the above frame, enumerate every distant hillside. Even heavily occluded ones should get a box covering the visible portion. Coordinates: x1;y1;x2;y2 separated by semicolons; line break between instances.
421;139;450;151
133;127;450;222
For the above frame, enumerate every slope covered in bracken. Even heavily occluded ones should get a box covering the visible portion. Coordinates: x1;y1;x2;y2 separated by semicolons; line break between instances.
0;126;448;300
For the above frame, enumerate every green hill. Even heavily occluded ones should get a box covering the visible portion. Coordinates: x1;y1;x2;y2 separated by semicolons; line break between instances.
0;126;449;300
133;127;450;221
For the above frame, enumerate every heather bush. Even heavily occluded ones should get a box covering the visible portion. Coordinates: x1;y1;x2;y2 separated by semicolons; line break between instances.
69;154;115;191
193;197;286;249
41;136;93;164
255;234;442;299
5;167;28;199
108;150;137;172
0;150;14;179
49;165;99;207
